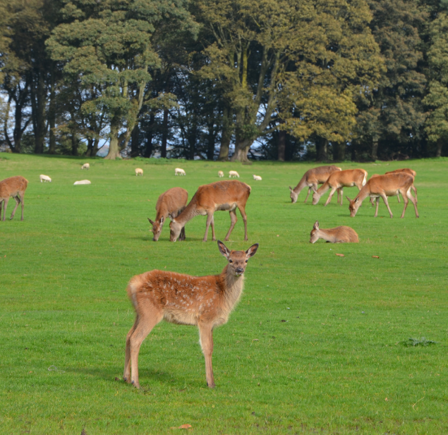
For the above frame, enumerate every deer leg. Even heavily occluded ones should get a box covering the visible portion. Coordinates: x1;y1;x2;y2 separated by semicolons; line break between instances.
180;226;186;241
203;212;214;242
124;315;140;382
198;323;215;388
324;187;337;206
0;200;3;221
304;187;311;203
10;196;20;220
18;193;24;220
374;197;380;218
338;188;343;205
403;187;419;218
211;216;216;241
2;198;9;221
224;210;238;241
413;185;418;204
397;191;401;203
238;206;248;241
129;306;163;389
380;193;393;218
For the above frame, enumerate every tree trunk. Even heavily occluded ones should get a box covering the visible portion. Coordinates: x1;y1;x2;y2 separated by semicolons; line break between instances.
105;116;122;159
278;130;286;161
161;108;168;158
371;139;379;161
71;132;78;156
143;114;155;158
316;137;328;161
218;105;232;161
31;70;47;154
231;139;252;162
436;138;443;157
130;124;140;157
48;72;56;154
334;142;346;161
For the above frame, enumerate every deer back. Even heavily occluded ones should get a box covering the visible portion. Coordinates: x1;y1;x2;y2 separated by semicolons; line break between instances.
0;176;28;198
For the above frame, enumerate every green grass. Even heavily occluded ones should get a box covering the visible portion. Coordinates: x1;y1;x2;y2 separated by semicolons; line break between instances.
1;154;447;434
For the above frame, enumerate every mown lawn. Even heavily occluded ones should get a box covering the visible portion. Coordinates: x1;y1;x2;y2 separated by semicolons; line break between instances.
0;154;447;434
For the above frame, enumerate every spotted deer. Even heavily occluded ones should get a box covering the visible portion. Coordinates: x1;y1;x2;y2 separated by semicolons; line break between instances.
169;180;251;242
123;240;259;389
148;187;188;241
289;165;342;204
0;176;28;221
309;221;359;243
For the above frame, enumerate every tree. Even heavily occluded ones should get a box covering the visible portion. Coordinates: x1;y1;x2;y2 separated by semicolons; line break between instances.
47;0;197;159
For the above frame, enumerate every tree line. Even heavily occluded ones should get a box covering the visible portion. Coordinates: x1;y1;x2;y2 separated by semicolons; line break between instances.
1;0;448;162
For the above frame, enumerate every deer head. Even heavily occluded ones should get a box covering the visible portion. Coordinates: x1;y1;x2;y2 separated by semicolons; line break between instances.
148;216;164;241
289;186;298;204
217;240;259;277
309;221;320;243
346;196;360;217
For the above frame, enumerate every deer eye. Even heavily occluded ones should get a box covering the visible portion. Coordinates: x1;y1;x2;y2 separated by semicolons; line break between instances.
229;260;233;263
245;260;248;263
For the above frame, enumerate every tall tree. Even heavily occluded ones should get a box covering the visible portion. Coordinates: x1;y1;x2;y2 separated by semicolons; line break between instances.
47;0;197;159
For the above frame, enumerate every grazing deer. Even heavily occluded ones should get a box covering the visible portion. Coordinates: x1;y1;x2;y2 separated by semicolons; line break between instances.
229;171;240;178
289;165;341;204
135;168;144;176
148;187;188;241
123;240;259;389
169;181;251;242
385;169;417;203
309;221;359;243
0;176;28;221
312;169;368;206
347;173;419;218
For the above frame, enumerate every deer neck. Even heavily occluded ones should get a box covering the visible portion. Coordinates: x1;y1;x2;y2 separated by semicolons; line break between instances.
175;196;200;226
220;264;245;312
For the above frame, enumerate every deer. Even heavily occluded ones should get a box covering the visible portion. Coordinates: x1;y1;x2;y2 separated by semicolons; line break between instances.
312;169;368;206
309;221;359;243
0;176;28;221
169;180;251;242
347;173;419;218
148;187;188;241
123;240;259;389
369;169;418;206
289;165;341;204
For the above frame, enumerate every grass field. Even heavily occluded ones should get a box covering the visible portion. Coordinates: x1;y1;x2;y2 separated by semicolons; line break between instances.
1;154;447;434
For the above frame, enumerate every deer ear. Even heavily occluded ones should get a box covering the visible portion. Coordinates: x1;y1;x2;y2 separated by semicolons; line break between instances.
346;196;352;203
217;240;230;259
313;221;319;230
160;216;164;224
289;186;293;192
148;218;154;225
246;243;259;258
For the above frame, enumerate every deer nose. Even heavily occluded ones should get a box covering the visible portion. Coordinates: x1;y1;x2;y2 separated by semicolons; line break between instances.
236;267;244;274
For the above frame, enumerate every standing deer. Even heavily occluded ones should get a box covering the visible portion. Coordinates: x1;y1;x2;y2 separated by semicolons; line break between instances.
289;165;341;204
169;180;251;242
309;221;359;243
385;169;417;203
347;173;419;218
312;169;368;206
0;176;28;221
123;240;259;389
148;187;188;241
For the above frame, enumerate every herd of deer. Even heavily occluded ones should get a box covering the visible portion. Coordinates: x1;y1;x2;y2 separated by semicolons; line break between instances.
0;162;420;390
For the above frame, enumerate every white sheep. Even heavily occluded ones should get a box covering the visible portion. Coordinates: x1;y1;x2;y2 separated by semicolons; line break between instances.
253;175;262;181
40;174;52;183
74;180;91;185
218;171;224;178
229;170;240;178
175;168;186;176
135;168;144;176
81;163;90;170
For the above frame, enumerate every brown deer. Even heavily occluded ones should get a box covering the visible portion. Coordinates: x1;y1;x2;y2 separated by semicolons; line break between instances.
312;169;368;206
347;173;419;218
309;221;359;243
0;176;28;221
385;169;418;203
289;165;341;204
123;240;259;389
148;187;188;241
169;180;251;242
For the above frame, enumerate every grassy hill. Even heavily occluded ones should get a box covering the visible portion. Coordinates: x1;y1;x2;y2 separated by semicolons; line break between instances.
1;154;447;434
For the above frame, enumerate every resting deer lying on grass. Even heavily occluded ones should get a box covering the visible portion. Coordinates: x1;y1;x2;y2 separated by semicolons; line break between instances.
289;165;341;204
148;187;188;241
309;221;359;243
0;176;28;221
347;173;419;218
123;240;259;389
